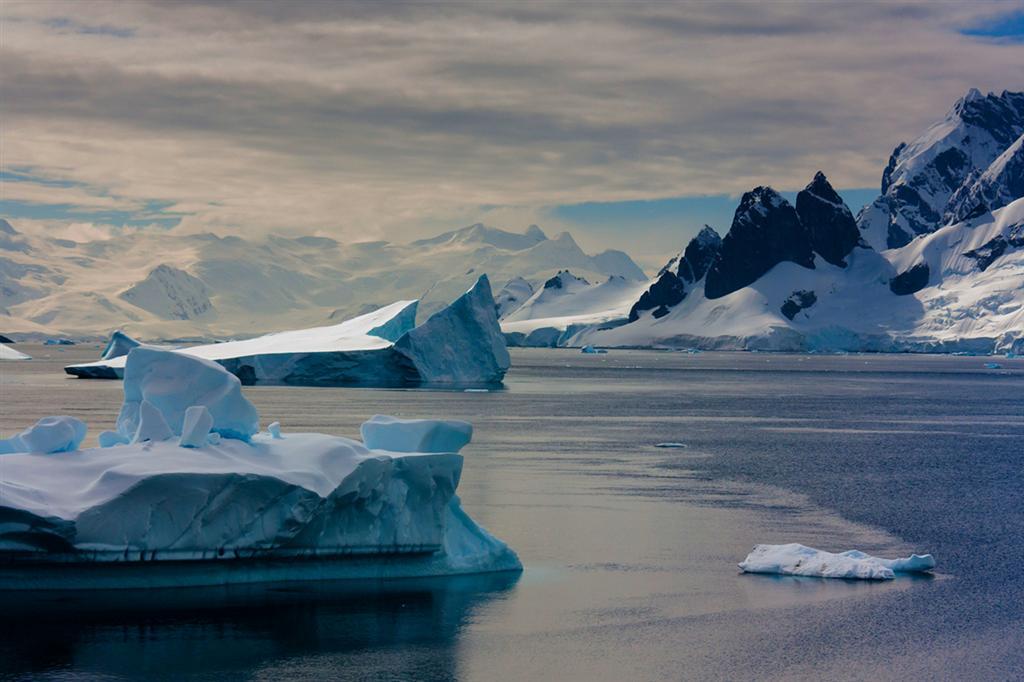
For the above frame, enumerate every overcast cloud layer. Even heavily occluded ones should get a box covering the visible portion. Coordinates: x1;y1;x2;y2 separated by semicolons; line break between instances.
2;0;1022;249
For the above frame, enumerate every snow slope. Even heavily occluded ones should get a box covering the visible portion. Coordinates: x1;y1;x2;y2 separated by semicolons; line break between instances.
0;348;521;589
67;276;511;386
0;221;645;340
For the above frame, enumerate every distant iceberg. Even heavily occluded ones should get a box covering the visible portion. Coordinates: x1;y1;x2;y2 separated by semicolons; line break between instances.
0;348;521;590
65;275;510;387
0;342;31;361
739;543;935;580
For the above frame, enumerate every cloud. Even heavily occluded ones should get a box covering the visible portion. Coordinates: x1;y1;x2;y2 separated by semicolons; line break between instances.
1;0;1022;247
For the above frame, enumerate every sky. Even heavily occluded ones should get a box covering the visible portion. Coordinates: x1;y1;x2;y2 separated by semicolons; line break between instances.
1;0;1023;268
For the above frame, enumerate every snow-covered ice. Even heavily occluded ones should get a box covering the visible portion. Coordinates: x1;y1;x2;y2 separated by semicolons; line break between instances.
0;342;31;361
116;347;260;443
0;347;520;589
0;416;87;455
267;421;283;439
361;415;473;453
738;543;935;580
66;275;510;387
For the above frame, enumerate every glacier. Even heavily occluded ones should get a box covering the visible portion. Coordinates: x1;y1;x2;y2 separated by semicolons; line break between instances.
66;275;511;387
739;543;935;580
0;348;521;590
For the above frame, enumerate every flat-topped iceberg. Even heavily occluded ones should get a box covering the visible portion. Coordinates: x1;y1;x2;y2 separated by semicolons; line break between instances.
0;348;520;589
65;275;510;387
739;543;935;580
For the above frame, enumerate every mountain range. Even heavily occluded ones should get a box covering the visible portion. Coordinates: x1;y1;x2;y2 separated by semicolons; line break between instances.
0;220;643;340
501;90;1024;354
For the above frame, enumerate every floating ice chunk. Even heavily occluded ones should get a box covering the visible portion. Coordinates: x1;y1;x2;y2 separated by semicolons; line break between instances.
179;406;214;448
654;442;688;449
984;362;1002;369
134;400;174;444
738;543;936;580
580;345;607;354
116;347;259;442
268;421;282;439
98;430;130;448
361;415;473;453
101;330;142;360
0;416;87;454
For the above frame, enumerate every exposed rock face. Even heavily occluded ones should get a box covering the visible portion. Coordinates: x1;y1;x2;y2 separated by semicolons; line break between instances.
857;89;1024;249
946;133;1024;225
628;226;721;321
796;172;861;267
889;262;930;295
705;188;814;299
628;270;686;321
963;223;1024;271
678;226;723;283
780;290;817;320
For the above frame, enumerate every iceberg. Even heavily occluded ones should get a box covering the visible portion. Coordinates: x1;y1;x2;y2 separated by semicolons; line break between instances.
0;342;30;361
65;275;510;387
738;543;935;580
0;416;87;455
360;415;473;453
0;348;520;589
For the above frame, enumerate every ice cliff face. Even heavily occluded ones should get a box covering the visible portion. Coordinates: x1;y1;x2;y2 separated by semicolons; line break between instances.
0;349;521;588
857;89;1024;249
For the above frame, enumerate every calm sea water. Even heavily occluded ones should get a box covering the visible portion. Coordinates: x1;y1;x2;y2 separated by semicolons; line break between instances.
1;346;1022;681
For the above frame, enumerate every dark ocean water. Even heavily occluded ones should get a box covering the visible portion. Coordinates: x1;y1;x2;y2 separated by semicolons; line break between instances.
0;346;1021;680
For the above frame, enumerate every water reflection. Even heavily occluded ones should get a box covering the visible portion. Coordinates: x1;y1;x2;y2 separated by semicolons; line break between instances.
0;572;520;680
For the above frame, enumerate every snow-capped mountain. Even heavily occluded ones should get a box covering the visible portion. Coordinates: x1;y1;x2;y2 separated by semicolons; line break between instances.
0;221;644;339
858;89;1024;249
503;91;1024;354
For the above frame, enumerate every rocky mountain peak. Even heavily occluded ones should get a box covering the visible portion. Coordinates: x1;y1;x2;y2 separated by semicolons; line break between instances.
795;171;860;267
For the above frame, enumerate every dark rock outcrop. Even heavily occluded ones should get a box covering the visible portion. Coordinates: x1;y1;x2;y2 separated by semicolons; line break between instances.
889;262;930;295
705;187;814;299
628;226;721;321
780;290;817;320
795;172;860;267
628;270;686;321
963;225;1024;271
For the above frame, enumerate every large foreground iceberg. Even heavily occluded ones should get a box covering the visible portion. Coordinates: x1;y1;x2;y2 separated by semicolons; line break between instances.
739;543;935;580
0;348;520;590
65;275;510;386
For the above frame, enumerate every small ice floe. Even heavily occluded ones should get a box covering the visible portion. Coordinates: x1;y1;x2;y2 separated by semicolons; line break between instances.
739;543;935;580
984;362;1002;369
654;442;688;449
464;388;489;393
580;345;607;354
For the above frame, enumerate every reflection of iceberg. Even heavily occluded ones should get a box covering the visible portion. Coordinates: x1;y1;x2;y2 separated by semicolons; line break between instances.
0;572;519;679
739;543;935;580
0;347;521;589
65;275;510;386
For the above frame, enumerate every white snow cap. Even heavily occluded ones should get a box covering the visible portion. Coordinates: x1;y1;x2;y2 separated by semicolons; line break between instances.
739;543;935;580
